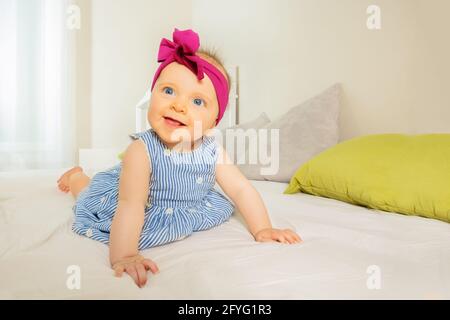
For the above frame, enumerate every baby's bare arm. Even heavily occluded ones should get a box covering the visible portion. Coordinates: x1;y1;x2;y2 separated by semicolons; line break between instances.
109;140;150;266
215;145;272;237
215;145;301;244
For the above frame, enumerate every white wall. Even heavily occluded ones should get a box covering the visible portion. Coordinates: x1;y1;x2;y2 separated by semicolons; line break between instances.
74;0;91;153
87;0;192;149
192;0;450;141
79;0;450;154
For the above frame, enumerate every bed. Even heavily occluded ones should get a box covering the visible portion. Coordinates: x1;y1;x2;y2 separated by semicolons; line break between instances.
1;168;449;299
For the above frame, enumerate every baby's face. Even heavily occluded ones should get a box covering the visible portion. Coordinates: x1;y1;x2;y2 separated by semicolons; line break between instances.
148;62;220;149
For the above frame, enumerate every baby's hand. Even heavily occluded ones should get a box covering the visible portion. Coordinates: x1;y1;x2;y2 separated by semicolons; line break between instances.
254;228;302;244
112;254;159;288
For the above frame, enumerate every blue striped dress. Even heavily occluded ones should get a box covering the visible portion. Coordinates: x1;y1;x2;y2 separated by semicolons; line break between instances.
72;129;234;250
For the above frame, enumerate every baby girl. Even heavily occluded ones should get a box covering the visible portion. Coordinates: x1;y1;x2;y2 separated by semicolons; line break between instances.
57;28;302;288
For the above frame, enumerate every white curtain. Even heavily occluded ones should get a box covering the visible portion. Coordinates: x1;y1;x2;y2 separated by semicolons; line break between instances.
0;0;75;171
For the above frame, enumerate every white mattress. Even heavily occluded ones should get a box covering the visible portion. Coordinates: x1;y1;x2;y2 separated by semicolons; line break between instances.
1;168;450;299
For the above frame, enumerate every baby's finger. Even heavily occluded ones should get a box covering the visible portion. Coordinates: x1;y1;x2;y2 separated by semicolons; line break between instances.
125;265;140;287
284;229;301;243
142;259;159;274
285;230;300;243
293;232;303;243
114;265;125;277
275;234;288;244
283;232;297;244
136;263;147;287
290;230;303;243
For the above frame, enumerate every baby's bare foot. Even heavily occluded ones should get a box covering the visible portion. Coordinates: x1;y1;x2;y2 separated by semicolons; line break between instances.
57;166;83;193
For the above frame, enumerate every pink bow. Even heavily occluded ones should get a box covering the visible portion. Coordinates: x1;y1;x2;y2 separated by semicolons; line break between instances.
151;28;229;125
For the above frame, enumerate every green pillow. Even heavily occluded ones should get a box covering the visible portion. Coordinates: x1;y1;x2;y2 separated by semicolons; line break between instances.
284;134;450;223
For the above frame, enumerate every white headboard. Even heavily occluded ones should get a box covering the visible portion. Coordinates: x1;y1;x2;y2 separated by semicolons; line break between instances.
135;65;240;132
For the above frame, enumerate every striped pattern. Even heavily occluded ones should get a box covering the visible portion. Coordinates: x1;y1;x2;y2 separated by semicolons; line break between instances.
72;129;234;250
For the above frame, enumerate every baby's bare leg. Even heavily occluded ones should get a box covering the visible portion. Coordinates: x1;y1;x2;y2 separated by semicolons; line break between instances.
69;172;91;199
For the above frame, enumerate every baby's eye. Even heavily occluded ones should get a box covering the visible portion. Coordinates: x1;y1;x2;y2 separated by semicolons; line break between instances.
193;98;205;107
163;87;174;95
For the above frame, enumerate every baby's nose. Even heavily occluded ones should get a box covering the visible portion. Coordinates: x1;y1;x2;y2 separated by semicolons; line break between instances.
172;102;187;113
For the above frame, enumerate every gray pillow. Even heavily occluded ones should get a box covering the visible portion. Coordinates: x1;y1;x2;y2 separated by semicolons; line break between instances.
237;84;341;182
217;112;271;163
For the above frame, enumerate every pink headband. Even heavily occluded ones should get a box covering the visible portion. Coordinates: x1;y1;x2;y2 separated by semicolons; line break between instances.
150;28;229;125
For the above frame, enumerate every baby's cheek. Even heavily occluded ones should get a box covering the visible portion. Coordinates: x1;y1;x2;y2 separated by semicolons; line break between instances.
147;105;159;126
200;108;217;128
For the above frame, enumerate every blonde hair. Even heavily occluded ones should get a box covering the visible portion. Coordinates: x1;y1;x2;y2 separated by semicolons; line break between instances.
197;47;231;94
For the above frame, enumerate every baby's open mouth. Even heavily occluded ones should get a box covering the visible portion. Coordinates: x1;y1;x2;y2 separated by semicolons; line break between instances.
163;116;186;127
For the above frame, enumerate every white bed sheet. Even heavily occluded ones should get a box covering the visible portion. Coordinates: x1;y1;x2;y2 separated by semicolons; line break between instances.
1;169;450;299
